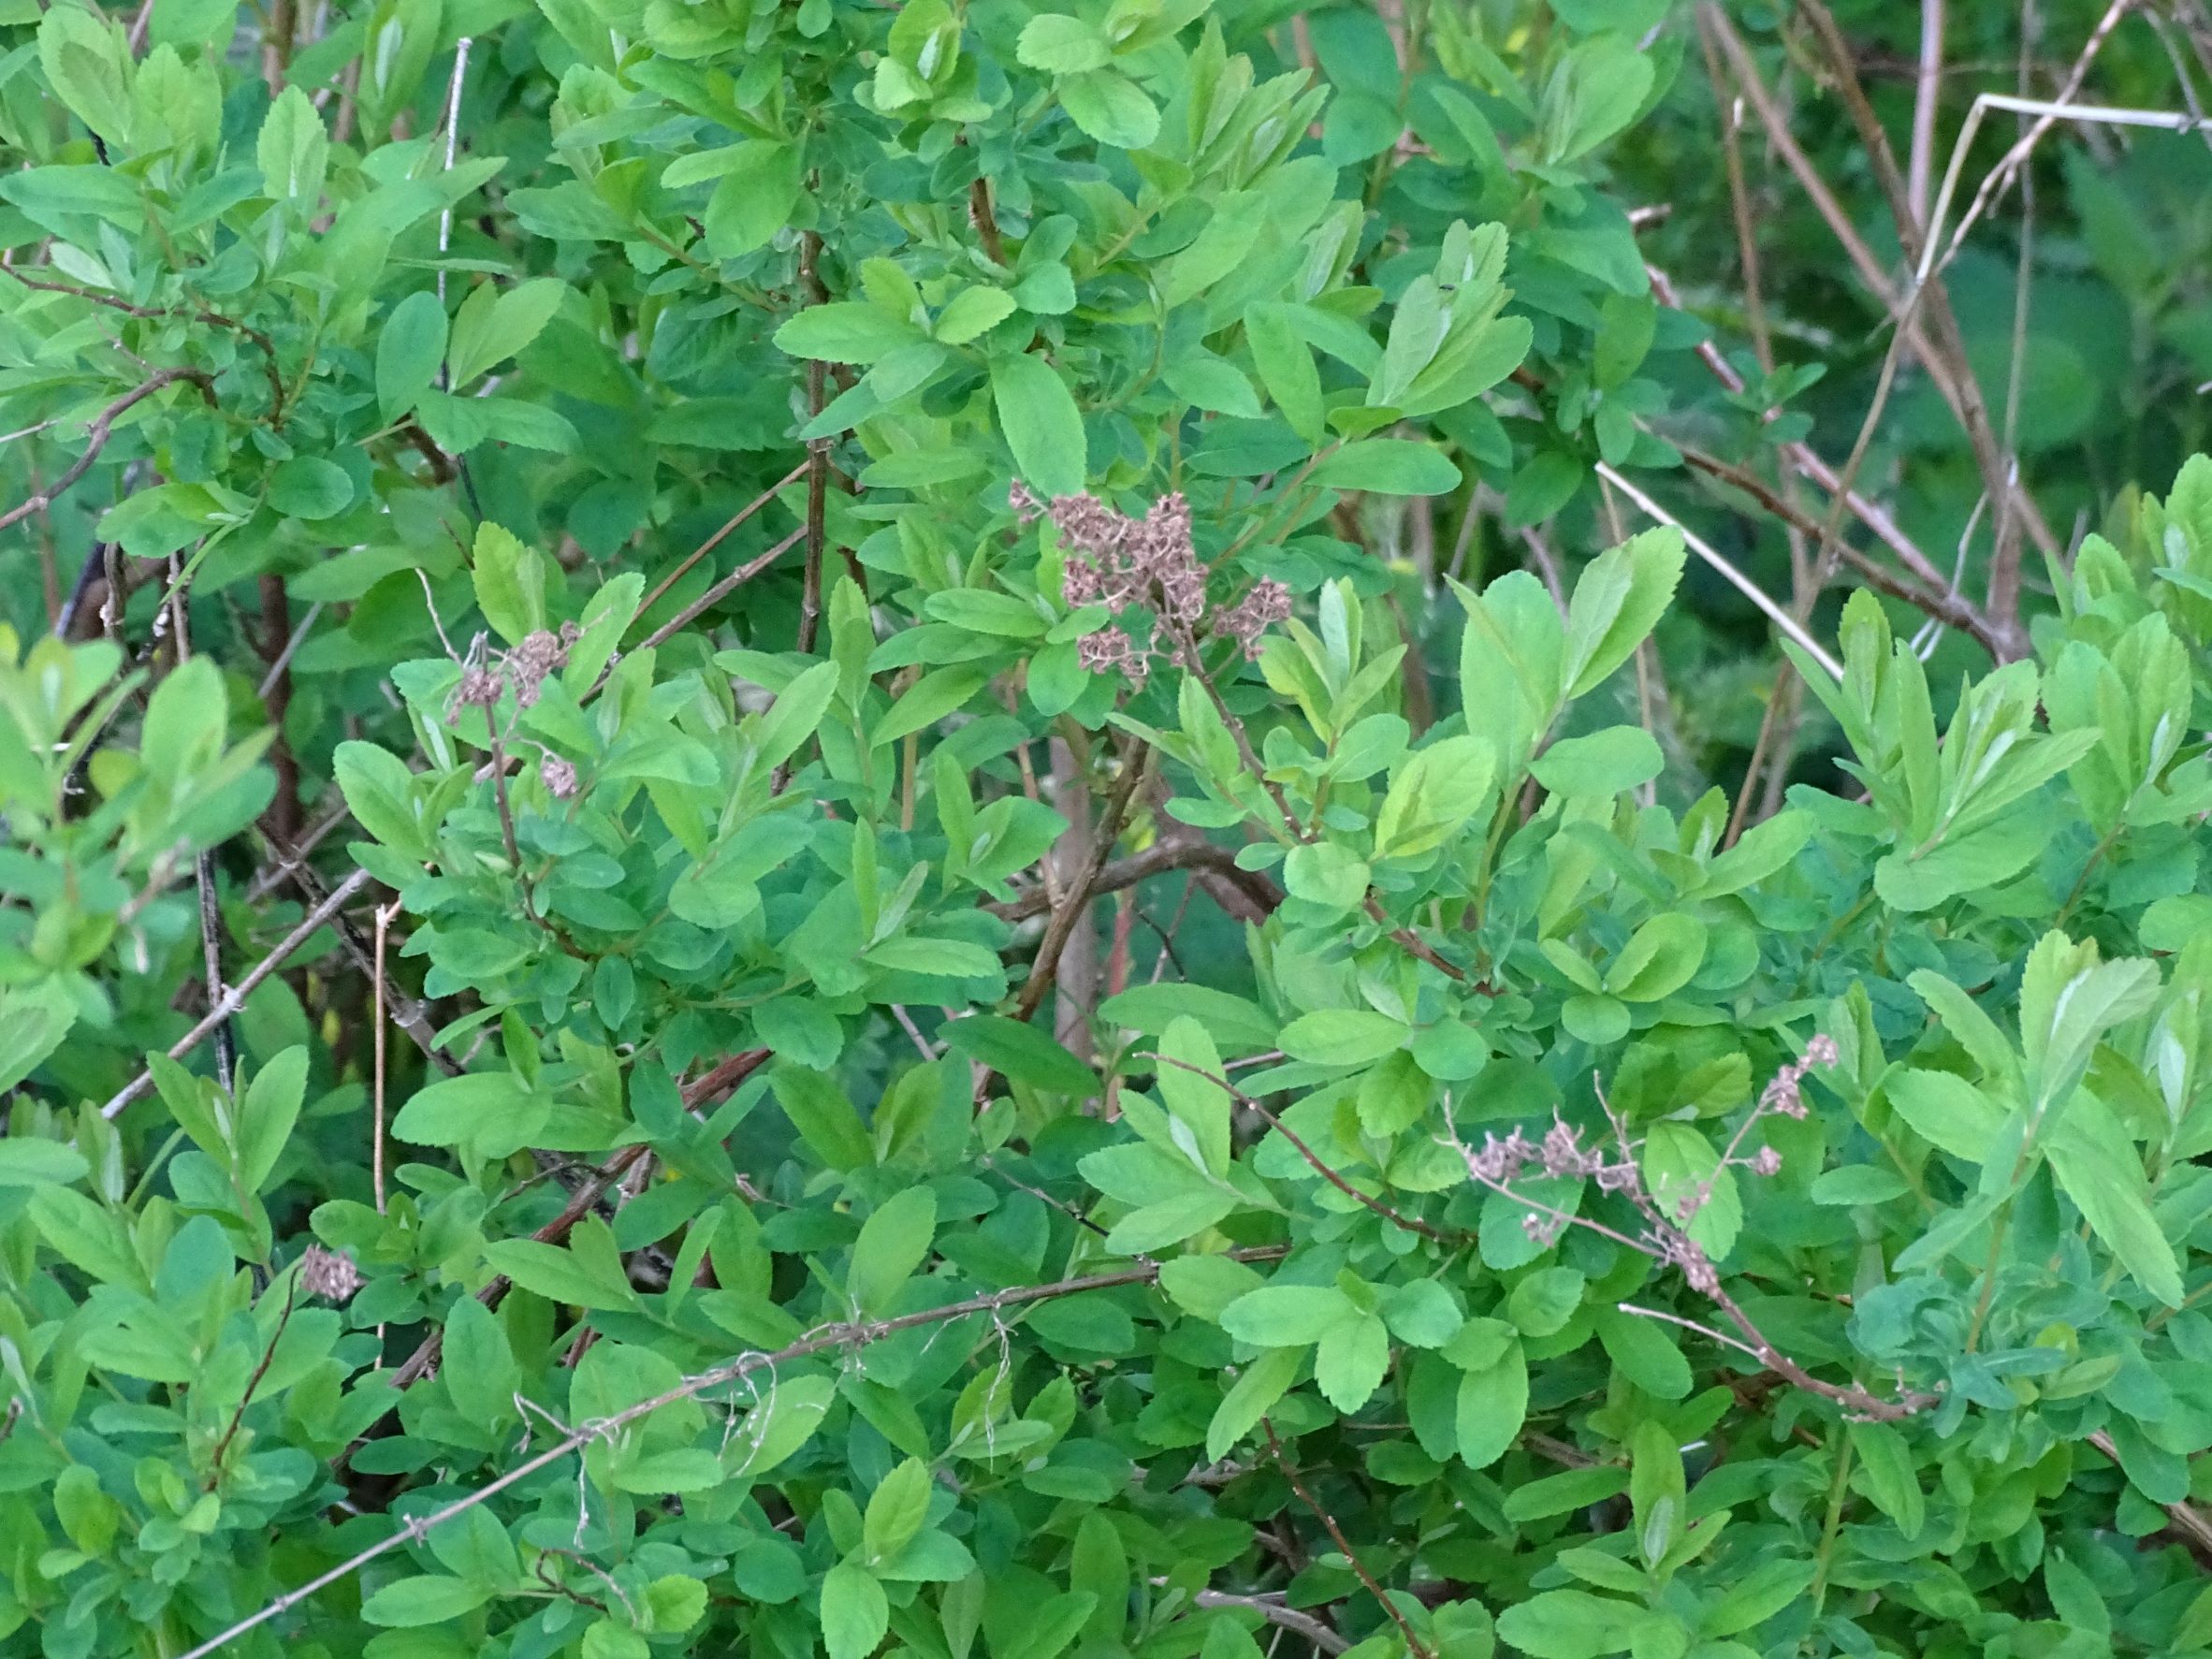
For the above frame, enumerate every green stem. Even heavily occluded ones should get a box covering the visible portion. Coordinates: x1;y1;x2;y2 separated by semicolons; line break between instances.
1963;1205;2011;1354
1804;1430;1855;1639
2055;822;2121;927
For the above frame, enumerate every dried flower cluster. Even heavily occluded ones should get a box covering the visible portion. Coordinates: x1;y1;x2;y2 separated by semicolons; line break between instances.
540;755;580;799
1456;1038;1844;1291
1011;483;1290;690
1760;1033;1838;1118
298;1244;362;1302
444;620;582;720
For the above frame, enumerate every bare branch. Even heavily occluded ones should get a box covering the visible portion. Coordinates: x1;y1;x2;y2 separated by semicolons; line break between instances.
0;371;213;537
989;835;1283;923
184;1244;1288;1659
1593;462;1844;679
1262;1420;1435;1659
1191;1590;1348;1656
104;867;372;1119
636;462;808;620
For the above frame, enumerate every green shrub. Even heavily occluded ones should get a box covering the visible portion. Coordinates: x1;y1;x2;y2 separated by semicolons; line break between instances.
9;2;2212;1658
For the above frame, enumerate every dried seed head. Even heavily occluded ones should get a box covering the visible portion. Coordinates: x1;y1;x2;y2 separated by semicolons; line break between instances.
1521;1212;1564;1247
540;755;580;799
1077;625;1149;691
1216;577;1291;660
1750;1145;1783;1177
1759;1037;1838;1121
506;629;569;710
1465;1128;1537;1185
298;1244;362;1303
447;665;505;720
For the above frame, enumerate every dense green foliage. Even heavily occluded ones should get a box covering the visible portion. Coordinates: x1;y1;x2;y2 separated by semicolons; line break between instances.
10;1;2212;1657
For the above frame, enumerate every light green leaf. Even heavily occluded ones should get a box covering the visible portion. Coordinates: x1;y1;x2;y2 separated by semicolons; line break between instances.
776;302;927;366
935;285;1016;344
1058;67;1158;149
821;1563;889;1659
1561;528;1685;698
702;142;803;261
1157;1016;1230;1176
448;278;566;388
0;1137;90;1188
754;661;841;769
377;290;449;422
236;1046;308;1192
1530;725;1663;800
849;1186;937;1315
360;1575;493;1628
1278;1009;1408;1068
1206;1345;1301;1462
1219;1283;1351;1346
1602;913;1706;1002
863;1459;932;1564
991;353;1086;499
0;981;79;1097
40;5;135;142
1846;1420;1925;1540
484;1232;640;1311
1454;1338;1527;1468
471;521;548;648
1641;1121;1739;1258
1374;734;1497;859
256;84;328;206
2048;1096;2183;1305
1311;440;1462;496
1885;1069;2004;1163
1018;13;1108;72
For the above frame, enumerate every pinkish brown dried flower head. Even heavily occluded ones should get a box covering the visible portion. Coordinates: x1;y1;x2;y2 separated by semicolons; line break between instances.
1077;625;1148;691
541;755;580;799
507;629;569;709
1759;1036;1838;1121
1043;490;1291;690
298;1244;362;1302
1216;577;1291;661
447;665;505;720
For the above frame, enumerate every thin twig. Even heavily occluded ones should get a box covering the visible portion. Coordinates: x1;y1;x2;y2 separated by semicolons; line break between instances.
633;528;807;657
190;1245;1287;1659
794;230;830;660
1156;1055;1454;1244
1675;443;2005;654
0;371;213;535
371;900;400;1215
255;599;322;702
357;1050;775;1417
2;270;287;415
1645;262;2011;653
1262;1420;1436;1659
1702;5;2059;571
635;462;808;619
989;835;1283;923
1909;0;1944;227
1191;1590;1348;1656
166;558;239;1096
104;868;372;1118
2088;1429;2212;1556
206;1278;298;1487
1013;741;1154;1022
1592;463;1844;679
